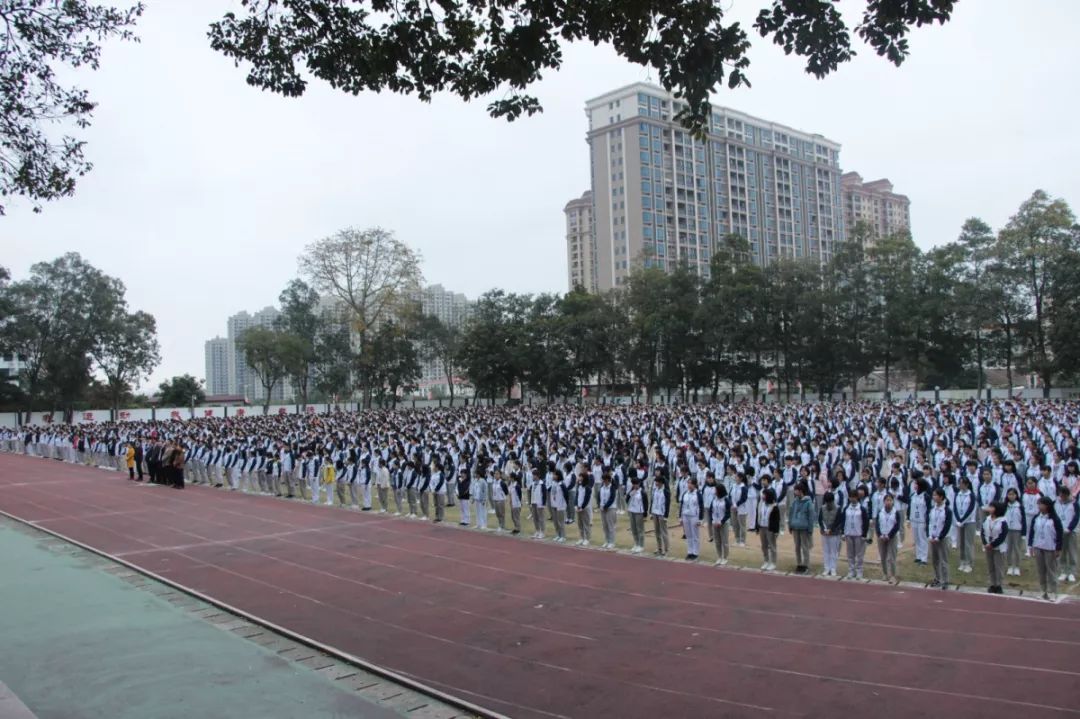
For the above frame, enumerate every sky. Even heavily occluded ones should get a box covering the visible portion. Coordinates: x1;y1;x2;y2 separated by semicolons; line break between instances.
2;0;1079;390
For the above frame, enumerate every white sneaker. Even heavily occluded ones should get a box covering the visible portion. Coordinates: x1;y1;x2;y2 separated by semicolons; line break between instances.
1069;574;1076;582
1058;574;1067;582
720;558;728;566
394;512;401;516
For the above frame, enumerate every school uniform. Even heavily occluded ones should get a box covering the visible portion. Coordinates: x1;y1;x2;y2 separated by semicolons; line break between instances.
375;463;391;512
490;477;508;530
431;470;447;522
1028;512;1064;597
598;481;618;547
953;489;978;571
550;478;569;541
1003;499;1026;574
457;473;472;525
404;466;420;516
843;503;870;579
981;515;1008;590
574;481;593;545
417;468;432;519
530;476;547;537
650;483;671;555
818;502;844;576
627;485;648;551
732;483;749;545
757;502;780;568
710;494;732;563
1053;498;1079;579
928;501;953;587
908;492;931;563
680;488;704;558
876;507;901;580
509;478;523;533
472;475;490;529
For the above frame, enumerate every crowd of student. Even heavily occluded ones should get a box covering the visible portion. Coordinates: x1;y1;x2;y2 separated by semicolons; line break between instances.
2;399;1078;600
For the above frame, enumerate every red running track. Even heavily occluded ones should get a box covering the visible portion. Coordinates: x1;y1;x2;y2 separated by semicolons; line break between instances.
1;453;1079;719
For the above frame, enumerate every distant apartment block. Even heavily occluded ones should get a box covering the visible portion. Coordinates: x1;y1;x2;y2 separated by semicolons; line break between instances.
204;337;230;396
841;172;911;242
586;82;845;291
411;284;473;392
565;190;597;292
224;306;289;403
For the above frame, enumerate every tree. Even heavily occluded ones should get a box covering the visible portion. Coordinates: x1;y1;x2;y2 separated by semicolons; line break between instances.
559;288;620;398
92;309;160;418
866;231;920;398
996;190;1077;396
1048;248;1080;385
311;317;353;404
521;294;575;403
210;0;954;135
298;226;422;406
0;0;143;214
956;218;996;392
366;319;421;407
276;279;320;407
417;314;464;405
0;252;125;422
458;290;528;404
237;327;289;413
157;374;205;407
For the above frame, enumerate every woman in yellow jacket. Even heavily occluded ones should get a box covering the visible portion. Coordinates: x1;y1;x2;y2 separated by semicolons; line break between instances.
126;442;136;481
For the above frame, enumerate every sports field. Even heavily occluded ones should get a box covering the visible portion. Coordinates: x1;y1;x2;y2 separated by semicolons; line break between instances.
1;453;1078;718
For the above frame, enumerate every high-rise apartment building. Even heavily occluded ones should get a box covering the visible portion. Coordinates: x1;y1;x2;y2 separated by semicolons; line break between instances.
841;172;911;242
410;284;472;393
564;190;597;292
204;337;230;396
586;83;845;290
225;306;289;403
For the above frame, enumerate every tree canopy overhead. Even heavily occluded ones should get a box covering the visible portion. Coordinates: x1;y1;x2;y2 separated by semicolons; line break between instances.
208;0;956;133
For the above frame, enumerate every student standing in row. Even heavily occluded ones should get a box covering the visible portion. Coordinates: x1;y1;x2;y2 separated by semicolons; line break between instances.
787;481;814;574
981;501;1008;594
509;473;523;534
680;477;703;561
732;474;749;547
651;476;671;557
954;477;978;574
472;470;489;530
530;471;547;539
1003;487;1026;576
818;491;843;577
876;493;901;583
574;473;593;546
598;473;618;548
710;484;732;566
928;488;952;590
843;492;870;580
1029;497;1063;600
491;471;508;531
627;478;648;554
756;488;779;571
1053;487;1078;583
550;472;569;543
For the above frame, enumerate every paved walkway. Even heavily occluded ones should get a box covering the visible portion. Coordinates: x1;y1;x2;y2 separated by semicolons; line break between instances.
0;518;408;719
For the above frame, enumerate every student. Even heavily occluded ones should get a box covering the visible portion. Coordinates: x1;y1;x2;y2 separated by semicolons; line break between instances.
1028;496;1063;600
550;470;569;542
431;462;447;522
509;471;523;535
876;493;901;583
627;478;648;553
318;452;335;506
574;473;593;546
360;458;374;510
458;469;472;526
650;476;671;556
1022;477;1041;552
907;479;933;561
1003;487;1026;576
981;501;1008;594
954;476;978;573
842;490;870;580
375;459;391;513
680;477;704;561
732;473;750;547
417;463;432;520
1037;465;1058;499
337;456;356;507
472;469;490;530
405;462;420;517
491;470;508;532
756;488;780;571
928;488;953;590
1054;486;1078;583
818;490;843;577
710;484;732;566
977;468;1000;523
598;472;618;548
787;481;815;574
530;470;548;539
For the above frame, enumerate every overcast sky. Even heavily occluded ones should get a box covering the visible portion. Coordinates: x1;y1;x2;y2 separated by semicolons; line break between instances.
2;1;1078;390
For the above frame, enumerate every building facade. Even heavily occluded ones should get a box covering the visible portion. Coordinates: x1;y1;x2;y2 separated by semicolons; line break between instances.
411;284;473;395
564;190;597;292
204;337;230;397
586;83;845;291
224;306;289;403
841;172;911;242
